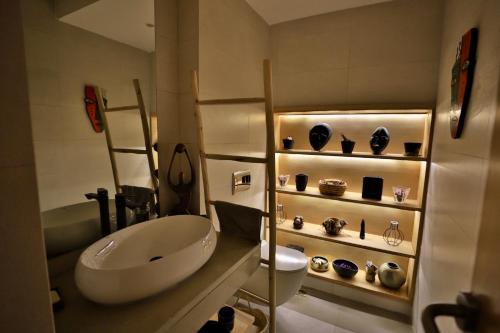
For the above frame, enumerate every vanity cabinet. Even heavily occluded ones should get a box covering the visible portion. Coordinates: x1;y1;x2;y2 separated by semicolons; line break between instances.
271;106;434;302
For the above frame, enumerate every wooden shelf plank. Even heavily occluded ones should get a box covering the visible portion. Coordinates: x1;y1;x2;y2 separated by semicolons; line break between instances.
112;147;147;154
306;257;410;302
197;97;265;105
274;105;432;114
276;149;426;161
105;105;139;112
276;221;415;258
203;153;267;163
276;186;421;211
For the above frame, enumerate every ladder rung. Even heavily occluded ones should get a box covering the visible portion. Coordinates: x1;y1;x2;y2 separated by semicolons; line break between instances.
112;148;148;154
203;153;267;163
196;97;265;106
105;105;139;112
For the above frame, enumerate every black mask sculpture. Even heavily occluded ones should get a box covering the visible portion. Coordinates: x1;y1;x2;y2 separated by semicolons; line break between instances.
370;127;390;155
309;123;333;151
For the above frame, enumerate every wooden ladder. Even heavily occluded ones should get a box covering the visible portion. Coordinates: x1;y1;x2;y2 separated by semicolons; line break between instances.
95;79;159;202
192;60;278;333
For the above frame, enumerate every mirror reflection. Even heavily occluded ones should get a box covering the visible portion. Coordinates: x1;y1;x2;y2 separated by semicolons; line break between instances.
24;0;157;258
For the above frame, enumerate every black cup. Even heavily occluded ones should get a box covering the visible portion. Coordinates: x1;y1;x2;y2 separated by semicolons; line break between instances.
404;142;422;156
341;140;355;154
283;137;294;150
217;306;235;332
295;174;308;191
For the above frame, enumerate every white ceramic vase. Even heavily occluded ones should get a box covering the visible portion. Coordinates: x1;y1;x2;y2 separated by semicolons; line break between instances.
378;262;406;290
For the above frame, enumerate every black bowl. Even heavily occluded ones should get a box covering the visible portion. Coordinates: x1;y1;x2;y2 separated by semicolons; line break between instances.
404;142;422;156
332;259;358;278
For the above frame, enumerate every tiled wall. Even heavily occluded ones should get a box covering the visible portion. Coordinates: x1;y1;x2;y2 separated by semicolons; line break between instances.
414;1;500;332
270;0;443;107
0;1;53;331
198;0;270;224
155;0;200;215
22;0;154;211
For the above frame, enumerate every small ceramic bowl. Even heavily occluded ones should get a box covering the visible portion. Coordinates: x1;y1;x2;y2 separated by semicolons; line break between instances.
310;256;329;272
332;259;358;278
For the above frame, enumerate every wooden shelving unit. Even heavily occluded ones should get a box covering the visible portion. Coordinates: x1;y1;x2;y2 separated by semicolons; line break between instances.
273;106;434;302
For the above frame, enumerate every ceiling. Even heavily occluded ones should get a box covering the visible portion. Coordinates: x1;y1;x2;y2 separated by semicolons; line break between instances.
60;0;155;52
246;0;392;25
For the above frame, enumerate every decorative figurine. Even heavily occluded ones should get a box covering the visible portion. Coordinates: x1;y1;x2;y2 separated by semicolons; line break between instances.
167;143;195;215
293;216;304;230
369;127;390;155
322;217;348;235
365;261;378;282
450;28;478;139
362;176;384;201
295;174;309;191
283;136;294;150
360;219;365;239
309;123;333;151
383;221;404;246
341;133;355;154
378;262;406;289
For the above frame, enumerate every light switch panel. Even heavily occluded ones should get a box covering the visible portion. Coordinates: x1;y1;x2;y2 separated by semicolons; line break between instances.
232;170;251;194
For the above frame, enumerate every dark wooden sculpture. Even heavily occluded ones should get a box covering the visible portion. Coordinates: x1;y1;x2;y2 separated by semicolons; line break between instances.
450;28;478;139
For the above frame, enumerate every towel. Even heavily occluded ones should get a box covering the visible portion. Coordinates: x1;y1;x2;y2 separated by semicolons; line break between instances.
214;201;263;243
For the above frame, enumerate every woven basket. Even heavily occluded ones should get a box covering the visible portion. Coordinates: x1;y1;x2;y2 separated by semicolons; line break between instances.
319;179;347;196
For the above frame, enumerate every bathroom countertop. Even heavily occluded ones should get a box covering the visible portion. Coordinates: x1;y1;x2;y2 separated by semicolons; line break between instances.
52;233;261;333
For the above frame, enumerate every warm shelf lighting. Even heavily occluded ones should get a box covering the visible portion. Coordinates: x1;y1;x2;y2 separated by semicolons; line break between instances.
277;152;425;167
279;113;428;122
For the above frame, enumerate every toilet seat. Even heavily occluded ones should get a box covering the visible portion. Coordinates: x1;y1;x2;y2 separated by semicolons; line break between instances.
260;240;308;273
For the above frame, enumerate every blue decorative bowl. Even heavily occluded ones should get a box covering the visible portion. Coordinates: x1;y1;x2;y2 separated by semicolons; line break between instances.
332;259;358;278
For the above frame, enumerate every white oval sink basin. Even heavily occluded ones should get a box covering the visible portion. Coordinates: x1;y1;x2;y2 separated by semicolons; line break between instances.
75;215;217;304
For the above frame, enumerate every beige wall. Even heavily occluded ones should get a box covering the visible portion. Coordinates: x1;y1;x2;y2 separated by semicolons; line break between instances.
414;0;500;332
22;0;154;211
0;1;54;331
270;0;443;107
198;0;270;223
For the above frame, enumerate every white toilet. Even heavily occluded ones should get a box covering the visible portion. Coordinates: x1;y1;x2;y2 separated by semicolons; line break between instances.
241;240;308;305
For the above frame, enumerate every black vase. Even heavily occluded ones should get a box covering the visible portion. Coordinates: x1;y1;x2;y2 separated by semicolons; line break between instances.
370;127;390;155
217;306;234;332
295;174;308;191
309;123;333;151
341;140;355;154
283;137;294;150
362;177;384;201
404;142;422;156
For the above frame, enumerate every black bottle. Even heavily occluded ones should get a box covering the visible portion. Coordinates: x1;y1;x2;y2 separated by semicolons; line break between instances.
115;193;127;230
360;219;366;240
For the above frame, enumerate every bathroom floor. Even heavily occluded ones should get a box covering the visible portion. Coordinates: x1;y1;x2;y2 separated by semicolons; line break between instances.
250;294;412;333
